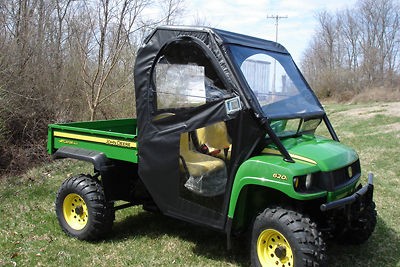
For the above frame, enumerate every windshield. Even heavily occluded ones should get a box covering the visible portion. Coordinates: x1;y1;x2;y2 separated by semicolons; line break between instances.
229;45;324;119
270;118;322;138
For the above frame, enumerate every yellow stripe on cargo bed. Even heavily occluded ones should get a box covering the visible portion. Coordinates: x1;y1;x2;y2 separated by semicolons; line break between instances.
54;131;137;148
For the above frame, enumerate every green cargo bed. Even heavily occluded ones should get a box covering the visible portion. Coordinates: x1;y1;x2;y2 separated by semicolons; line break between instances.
47;118;138;163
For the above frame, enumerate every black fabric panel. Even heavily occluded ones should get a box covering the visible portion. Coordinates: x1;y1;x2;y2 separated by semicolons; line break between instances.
133;28;243;229
225;111;265;196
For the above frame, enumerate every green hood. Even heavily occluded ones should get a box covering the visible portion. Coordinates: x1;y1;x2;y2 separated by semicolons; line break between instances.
276;135;358;171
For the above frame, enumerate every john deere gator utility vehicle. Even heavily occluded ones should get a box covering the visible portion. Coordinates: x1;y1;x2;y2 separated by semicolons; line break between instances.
47;26;376;266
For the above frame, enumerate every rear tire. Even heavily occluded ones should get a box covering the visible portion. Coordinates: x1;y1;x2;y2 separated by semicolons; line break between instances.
55;174;114;240
251;207;327;267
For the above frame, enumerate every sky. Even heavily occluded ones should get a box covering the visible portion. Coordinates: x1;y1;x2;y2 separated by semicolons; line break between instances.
181;0;359;64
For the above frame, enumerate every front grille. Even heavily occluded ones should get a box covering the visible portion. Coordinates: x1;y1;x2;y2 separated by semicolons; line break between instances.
315;160;361;191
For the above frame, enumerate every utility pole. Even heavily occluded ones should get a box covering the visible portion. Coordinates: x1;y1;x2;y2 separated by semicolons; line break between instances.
267;15;288;43
267;15;287;93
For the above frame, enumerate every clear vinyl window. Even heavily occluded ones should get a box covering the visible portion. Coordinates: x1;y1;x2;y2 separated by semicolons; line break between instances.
155;64;207;109
241;54;298;107
152;39;229;112
229;44;324;119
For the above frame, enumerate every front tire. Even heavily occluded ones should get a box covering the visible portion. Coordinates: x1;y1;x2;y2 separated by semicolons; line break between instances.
251;207;327;267
55;174;114;240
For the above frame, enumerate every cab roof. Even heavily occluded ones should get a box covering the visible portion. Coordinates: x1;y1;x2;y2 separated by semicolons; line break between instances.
145;25;290;55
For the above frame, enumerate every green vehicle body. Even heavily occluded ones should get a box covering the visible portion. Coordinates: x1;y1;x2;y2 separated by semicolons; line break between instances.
47;118;363;230
48;26;375;265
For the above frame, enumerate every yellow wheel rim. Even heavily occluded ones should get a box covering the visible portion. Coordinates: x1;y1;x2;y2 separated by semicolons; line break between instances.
257;229;293;267
63;193;88;230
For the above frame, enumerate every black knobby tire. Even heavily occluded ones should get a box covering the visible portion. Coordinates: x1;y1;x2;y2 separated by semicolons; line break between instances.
55;174;114;240
336;201;377;245
251;207;327;267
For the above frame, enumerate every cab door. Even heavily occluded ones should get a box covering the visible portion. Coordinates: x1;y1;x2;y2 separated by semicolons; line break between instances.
137;37;241;229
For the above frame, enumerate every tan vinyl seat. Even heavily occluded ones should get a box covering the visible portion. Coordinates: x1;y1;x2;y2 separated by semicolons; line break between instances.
179;132;227;196
196;121;231;160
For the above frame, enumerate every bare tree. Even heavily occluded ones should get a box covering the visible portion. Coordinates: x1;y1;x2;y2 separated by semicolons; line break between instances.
338;9;361;72
68;0;187;120
69;0;150;120
191;12;214;27
358;0;400;85
0;0;187;174
0;0;73;173
54;0;73;70
159;0;185;25
317;11;339;70
302;0;400;100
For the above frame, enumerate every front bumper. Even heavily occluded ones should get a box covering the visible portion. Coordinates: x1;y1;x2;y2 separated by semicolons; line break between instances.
320;173;374;212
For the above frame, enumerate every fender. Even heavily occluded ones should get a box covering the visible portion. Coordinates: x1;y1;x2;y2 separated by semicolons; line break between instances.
53;146;112;172
53;147;143;202
228;155;325;218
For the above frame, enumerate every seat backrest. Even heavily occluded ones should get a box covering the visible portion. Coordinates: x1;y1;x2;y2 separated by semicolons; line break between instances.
180;132;191;155
179;132;227;197
197;121;231;150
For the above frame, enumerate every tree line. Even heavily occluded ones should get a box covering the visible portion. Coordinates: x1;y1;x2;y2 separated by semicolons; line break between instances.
301;0;400;101
0;0;185;174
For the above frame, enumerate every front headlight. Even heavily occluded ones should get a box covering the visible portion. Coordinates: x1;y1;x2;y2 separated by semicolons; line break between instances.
305;174;312;189
293;173;322;193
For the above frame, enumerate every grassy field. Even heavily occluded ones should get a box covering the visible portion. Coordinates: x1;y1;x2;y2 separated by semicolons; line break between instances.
1;102;400;266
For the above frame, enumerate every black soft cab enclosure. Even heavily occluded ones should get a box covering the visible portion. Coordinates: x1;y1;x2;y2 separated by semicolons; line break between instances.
134;26;324;229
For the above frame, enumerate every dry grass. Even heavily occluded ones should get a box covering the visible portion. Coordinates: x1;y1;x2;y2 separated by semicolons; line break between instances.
351;87;400;103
